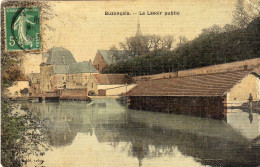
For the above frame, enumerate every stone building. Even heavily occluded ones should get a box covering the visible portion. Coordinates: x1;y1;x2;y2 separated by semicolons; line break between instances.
39;47;98;94
66;62;99;95
93;50;124;72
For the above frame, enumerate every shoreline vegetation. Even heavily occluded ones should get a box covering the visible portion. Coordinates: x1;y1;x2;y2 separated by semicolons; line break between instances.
104;17;260;76
1;1;55;166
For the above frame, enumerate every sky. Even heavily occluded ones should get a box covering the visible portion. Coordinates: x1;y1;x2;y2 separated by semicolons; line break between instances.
23;0;236;73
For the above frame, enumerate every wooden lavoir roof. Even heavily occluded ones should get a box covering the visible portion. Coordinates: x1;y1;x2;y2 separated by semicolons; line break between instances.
126;70;258;97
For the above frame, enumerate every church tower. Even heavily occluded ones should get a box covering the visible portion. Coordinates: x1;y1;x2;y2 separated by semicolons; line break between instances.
135;17;142;37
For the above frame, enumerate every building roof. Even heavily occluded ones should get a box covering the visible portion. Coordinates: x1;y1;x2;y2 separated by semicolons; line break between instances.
98;50;125;65
68;62;98;74
53;65;70;74
126;70;258;97
94;74;133;85
46;47;77;65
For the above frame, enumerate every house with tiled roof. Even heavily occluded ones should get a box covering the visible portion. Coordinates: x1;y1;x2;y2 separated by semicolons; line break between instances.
126;70;260;119
93;50;125;72
94;74;136;96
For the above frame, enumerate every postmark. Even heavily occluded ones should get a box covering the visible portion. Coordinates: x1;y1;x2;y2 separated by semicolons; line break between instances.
5;7;41;51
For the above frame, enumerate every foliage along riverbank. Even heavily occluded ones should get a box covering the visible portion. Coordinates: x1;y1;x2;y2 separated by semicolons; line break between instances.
1;2;55;166
104;17;260;76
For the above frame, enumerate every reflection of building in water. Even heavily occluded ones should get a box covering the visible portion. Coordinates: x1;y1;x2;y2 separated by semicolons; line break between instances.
227;108;260;140
24;99;127;147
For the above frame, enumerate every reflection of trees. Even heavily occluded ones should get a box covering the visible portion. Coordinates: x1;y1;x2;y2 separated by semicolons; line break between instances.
25;102;85;147
45;120;77;147
131;139;148;167
25;100;126;147
102;117;260;167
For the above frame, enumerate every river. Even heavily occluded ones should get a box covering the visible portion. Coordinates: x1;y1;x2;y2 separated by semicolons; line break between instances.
16;97;260;167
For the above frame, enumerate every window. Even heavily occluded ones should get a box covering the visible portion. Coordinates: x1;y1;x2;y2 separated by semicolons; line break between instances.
62;77;64;80
85;76;87;79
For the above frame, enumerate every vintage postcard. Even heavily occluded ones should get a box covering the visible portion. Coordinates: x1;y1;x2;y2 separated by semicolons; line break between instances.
1;0;260;167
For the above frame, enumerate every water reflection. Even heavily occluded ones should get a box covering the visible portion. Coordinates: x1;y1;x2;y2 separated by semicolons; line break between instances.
18;98;260;167
226;108;260;140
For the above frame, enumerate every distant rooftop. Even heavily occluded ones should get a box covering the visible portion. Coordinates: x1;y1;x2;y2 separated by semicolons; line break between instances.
46;47;77;65
69;62;98;74
53;64;70;74
98;50;125;65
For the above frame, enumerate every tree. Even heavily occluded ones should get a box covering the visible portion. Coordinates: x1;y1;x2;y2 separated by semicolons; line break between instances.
1;1;55;166
176;35;188;48
119;35;150;57
119;34;175;57
222;24;238;32
232;0;250;28
109;45;120;62
246;0;260;19
201;24;223;35
105;17;260;76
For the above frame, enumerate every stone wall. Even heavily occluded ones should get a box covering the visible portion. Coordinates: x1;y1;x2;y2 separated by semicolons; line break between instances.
60;89;89;100
50;74;66;91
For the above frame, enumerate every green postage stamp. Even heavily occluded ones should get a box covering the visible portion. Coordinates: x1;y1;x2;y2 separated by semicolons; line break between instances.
5;7;41;51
